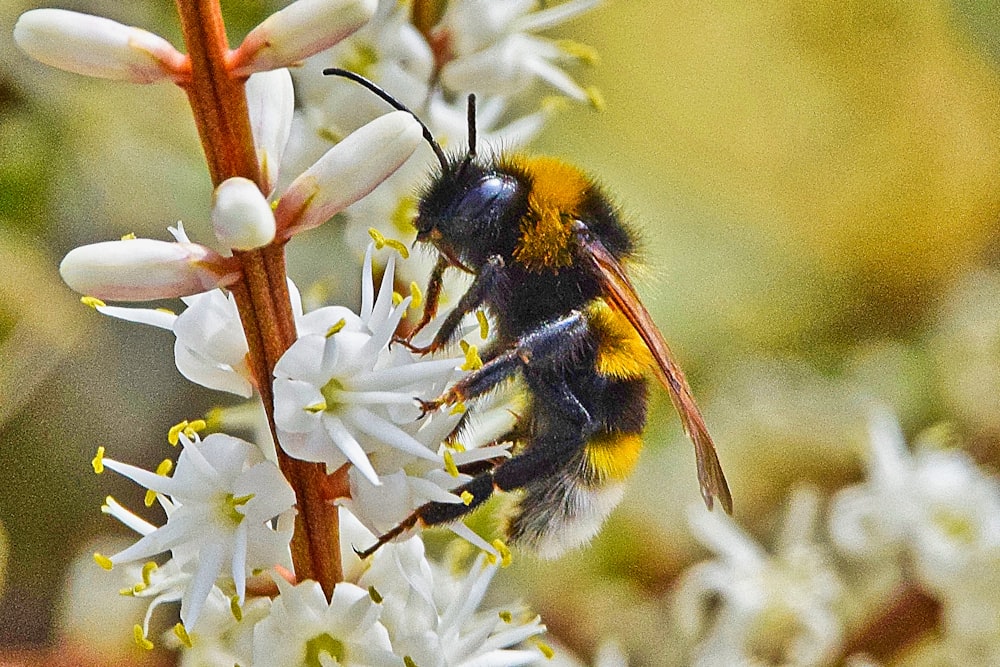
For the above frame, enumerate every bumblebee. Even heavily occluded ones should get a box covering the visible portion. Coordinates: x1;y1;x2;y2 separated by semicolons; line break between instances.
324;69;732;558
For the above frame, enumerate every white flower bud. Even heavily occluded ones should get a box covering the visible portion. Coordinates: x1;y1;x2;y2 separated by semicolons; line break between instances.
212;177;276;250
60;239;238;301
276;111;422;238
246;69;294;196
230;0;376;76
14;9;185;83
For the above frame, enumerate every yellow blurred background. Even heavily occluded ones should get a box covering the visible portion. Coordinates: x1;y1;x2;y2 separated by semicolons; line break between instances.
3;0;1000;664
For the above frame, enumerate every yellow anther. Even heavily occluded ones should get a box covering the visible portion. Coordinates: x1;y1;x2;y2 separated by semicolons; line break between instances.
154;307;176;315
156;459;173;476
144;490;157;508
460;343;483;371
476;310;490;339
270;199;280;211
443;450;460;478
168;421;190;446
305;401;327;414
204;406;224;429
556;39;600;65
81;296;106;309
383;237;410;258
403;657;419;667
119;587;135;596
91;446;105;474
405;285;421;316
392;291;404;307
368;585;383;604
133;624;154;650
586;86;606;111
120;232;137;241
141;561;158;586
499;610;513;623
445;440;466;452
183;419;207;437
449;402;467;415
460;490;474;506
173;623;192;648
491;539;512;568
326;318;347;337
368;227;410;258
536;641;555;659
230;595;243;621
131;582;147;594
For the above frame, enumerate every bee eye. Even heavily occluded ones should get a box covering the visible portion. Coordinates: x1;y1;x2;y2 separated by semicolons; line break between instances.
454;175;518;220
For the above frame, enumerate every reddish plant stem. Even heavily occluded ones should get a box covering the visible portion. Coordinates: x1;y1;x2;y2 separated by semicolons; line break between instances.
174;0;342;596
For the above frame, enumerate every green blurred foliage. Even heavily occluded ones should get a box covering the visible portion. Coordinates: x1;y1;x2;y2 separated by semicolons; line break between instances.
2;0;1000;663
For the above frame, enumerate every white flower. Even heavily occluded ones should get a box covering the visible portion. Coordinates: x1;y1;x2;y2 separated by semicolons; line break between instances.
97;433;295;629
359;536;548;666
674;488;843;666
251;578;397;667
273;244;462;483
828;411;1000;590
436;0;602;103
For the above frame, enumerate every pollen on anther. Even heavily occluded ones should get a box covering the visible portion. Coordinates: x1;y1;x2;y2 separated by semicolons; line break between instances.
476;310;490;339
120;232;137;241
168;420;190;446
449;402;466;415
141;561;158;586
460;490;474;505
91;446;105;474
368;585;383;603
156;459;173;476
305;401;327;413
144;489;157;508
94;553;113;570
536;640;555;659
410;281;422;309
443;450;460;478
230;595;243;621
491;539;512;568
403;657;419;667
133;624;154;650
460;343;483;371
392;291;404;307
81;296;106;309
326;318;347;337
173;623;193;648
499;610;513;623
446;440;466;452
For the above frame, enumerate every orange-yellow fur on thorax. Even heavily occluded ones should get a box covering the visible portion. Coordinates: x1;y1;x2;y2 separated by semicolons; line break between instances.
506;156;592;273
586;299;653;380
585;432;643;482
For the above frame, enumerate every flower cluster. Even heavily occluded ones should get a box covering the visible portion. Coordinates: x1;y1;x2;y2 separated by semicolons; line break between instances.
16;0;604;662
674;411;1000;664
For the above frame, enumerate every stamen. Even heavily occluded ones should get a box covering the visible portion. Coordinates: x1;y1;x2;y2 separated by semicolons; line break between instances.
585;86;605;111
91;446;105;474
173;623;192;648
444;450;460;478
305;401;328;413
476;310;489;339
460;490;474;505
133;624;154;650
460;341;483;371
367;227;410;258
409;281;422;309
94;552;113;570
368;585;383;603
403;657;419;667
326;318;347;337
167;420;190;446
81;296;106;309
141;561;158;586
499;610;513;623
449;402;466;415
488;539;512;567
536;640;555;659
120;232;137;240
230;594;243;621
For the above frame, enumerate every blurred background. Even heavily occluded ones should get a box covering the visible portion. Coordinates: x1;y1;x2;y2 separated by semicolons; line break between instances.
3;0;1000;665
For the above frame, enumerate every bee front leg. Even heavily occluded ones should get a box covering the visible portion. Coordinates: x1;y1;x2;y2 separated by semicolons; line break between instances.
406;254;507;356
397;255;449;347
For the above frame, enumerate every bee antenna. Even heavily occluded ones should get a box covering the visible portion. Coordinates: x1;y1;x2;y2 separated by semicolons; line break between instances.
322;67;448;172
466;93;478;160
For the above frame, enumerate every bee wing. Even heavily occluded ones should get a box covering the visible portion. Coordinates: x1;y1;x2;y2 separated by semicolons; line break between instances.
575;224;733;514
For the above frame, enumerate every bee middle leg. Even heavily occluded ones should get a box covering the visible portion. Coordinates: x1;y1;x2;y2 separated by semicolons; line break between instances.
420;309;593;417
